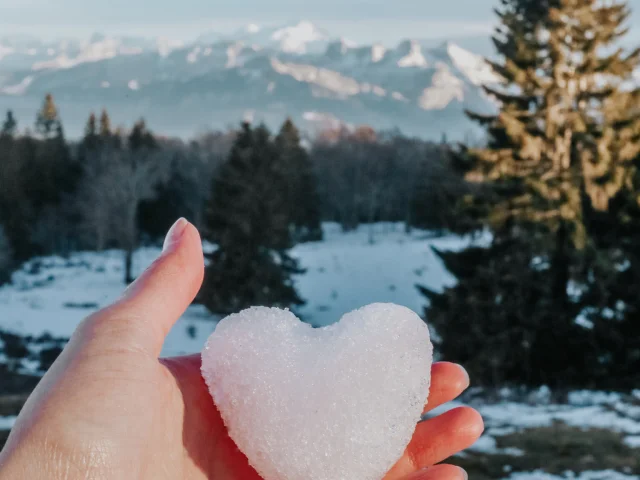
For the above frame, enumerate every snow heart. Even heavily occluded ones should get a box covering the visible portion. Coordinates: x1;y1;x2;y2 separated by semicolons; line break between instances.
201;303;433;480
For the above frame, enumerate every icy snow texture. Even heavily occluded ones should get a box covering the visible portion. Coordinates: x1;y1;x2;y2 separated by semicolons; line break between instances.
201;304;433;480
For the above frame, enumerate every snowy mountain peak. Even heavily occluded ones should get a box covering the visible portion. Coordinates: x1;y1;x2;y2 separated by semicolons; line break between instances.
395;40;428;68
156;37;184;57
269;20;330;53
372;44;386;63
325;38;358;58
443;41;499;86
0;24;500;140
89;32;108;43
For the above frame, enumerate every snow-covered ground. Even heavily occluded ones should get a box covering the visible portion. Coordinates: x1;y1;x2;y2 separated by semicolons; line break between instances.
1;223;638;479
424;387;640;480
0;223;475;358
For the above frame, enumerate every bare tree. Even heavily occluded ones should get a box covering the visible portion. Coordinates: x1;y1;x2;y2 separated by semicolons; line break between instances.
77;147;170;283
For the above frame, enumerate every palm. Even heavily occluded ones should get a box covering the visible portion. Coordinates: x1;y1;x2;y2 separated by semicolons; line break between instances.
157;356;481;480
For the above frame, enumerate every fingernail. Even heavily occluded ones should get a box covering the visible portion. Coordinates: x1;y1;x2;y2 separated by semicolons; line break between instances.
457;364;470;387
163;218;189;252
459;467;468;480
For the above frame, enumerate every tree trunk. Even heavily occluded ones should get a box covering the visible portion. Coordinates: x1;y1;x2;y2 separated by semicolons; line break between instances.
123;206;138;285
124;248;134;284
552;222;570;309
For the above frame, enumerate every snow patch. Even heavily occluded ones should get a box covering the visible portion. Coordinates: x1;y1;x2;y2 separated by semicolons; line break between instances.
418;63;464;110
270;20;329;54
186;46;201;63
0;416;16;430
508;471;639;480
372;44;386;63
0;44;15;61
397;41;428;68
0;224;476;354
446;42;500;86
157;37;183;57
1;75;33;95
271;58;362;98
624;435;640;449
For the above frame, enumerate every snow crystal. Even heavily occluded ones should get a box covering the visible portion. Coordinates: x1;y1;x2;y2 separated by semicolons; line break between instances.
201;304;433;480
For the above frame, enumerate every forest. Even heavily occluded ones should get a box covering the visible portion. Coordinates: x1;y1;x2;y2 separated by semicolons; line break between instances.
2;0;640;396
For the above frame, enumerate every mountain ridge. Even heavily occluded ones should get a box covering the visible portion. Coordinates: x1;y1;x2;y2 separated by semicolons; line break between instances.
0;21;498;140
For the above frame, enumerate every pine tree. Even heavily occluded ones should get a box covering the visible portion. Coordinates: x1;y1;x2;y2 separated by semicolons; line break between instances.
99;109;112;137
468;0;640;253
0;224;13;285
420;239;595;388
128;119;156;151
200;122;305;314
35;93;60;138
275;118;323;242
83;112;99;151
420;0;640;387
85;112;97;137
1;110;17;137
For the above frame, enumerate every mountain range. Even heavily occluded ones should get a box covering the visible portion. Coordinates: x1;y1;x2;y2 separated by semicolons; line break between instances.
0;21;499;140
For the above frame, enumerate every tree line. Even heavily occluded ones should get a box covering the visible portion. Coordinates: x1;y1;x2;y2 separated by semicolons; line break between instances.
4;0;639;392
0;97;464;295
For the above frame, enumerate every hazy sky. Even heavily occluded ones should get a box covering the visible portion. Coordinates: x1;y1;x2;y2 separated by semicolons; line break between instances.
1;0;640;45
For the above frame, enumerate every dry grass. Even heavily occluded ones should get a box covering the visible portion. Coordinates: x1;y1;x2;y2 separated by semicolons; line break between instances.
451;423;639;479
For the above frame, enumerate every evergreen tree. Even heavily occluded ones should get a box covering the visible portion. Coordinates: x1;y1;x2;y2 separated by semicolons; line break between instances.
421;0;640;387
200;122;305;314
128;119;156;151
85;112;97;137
0;225;13;285
1;110;17;137
275;118;323;242
83;112;99;151
420;239;595;388
99;109;112;137
35;93;60;138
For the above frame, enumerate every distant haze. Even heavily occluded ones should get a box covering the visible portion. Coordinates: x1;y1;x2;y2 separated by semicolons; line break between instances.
3;0;640;53
0;1;506;46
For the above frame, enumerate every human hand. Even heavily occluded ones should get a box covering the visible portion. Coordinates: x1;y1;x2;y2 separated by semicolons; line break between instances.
0;219;483;480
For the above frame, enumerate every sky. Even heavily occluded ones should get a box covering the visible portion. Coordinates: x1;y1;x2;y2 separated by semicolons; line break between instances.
0;0;497;44
1;0;640;46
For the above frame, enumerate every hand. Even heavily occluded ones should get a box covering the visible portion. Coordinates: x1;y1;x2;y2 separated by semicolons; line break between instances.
0;219;483;480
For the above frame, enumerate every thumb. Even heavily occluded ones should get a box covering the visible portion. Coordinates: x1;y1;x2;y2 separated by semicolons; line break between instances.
77;218;205;357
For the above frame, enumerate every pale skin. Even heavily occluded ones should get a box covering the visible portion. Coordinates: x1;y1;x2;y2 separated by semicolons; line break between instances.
0;219;484;480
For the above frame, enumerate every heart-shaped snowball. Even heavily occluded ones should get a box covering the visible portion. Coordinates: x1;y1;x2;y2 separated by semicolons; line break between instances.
201;303;433;480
